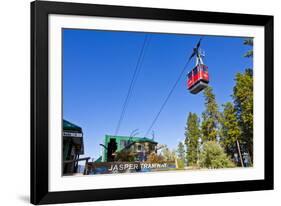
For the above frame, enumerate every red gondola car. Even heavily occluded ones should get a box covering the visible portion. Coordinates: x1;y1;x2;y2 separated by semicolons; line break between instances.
187;64;209;94
186;38;209;94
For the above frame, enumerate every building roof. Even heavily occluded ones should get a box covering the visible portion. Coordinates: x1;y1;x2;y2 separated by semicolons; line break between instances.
63;119;82;132
105;135;157;144
134;137;158;144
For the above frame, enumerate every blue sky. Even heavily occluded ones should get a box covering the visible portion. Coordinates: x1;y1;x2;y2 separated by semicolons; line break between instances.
63;29;253;160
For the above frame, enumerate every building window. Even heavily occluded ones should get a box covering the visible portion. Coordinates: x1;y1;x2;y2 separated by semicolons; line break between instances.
120;140;128;149
137;145;142;152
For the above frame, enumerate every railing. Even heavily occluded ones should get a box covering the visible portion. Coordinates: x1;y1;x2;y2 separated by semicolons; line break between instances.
63;157;90;175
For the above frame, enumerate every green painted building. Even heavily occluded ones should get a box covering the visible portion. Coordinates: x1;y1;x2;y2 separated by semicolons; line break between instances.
101;135;158;162
63;120;89;174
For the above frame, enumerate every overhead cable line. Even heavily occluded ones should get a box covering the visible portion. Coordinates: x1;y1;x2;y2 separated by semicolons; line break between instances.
145;58;192;137
114;34;150;136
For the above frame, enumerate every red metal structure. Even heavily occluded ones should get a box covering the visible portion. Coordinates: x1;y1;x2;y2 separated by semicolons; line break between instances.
187;38;209;94
187;64;209;94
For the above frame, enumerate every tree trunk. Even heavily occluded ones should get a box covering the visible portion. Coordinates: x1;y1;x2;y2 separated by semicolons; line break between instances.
236;140;244;167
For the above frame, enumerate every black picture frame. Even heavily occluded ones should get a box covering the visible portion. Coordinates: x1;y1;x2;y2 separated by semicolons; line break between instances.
31;0;274;204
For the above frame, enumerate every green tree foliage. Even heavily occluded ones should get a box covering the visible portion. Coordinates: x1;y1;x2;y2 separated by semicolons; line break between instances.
176;141;185;160
220;102;241;157
199;141;235;169
185;112;201;166
176;158;185;169
201;86;220;142
243;38;253;58
233;69;253;161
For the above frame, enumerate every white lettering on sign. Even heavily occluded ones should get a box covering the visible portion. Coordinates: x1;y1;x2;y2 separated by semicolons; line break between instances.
63;132;83;138
108;163;168;172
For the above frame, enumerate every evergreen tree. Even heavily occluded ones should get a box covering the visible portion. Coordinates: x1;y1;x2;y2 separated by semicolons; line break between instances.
201;86;220;142
220;102;244;166
185;112;201;166
233;69;253;162
176;141;185;160
199;141;235;169
243;38;253;58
